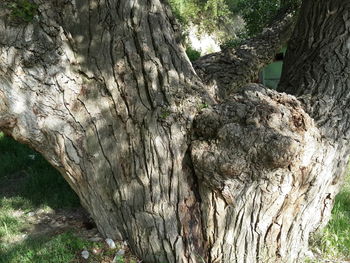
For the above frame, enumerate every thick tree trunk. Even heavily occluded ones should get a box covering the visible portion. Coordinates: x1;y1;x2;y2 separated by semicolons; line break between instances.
0;0;349;263
279;0;350;222
0;1;206;262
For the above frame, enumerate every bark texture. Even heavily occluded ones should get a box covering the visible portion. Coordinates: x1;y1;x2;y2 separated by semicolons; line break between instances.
0;1;206;262
279;0;350;212
0;0;349;263
191;85;333;262
193;8;295;101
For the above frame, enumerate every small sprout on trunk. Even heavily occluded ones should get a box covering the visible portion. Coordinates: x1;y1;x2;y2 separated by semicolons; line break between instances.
7;0;38;22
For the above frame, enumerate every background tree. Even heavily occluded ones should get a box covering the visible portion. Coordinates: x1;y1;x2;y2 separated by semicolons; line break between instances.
169;0;234;34
234;0;300;37
0;0;349;263
169;0;300;50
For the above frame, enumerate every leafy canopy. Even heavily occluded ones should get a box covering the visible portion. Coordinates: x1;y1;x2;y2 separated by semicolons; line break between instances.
169;0;299;39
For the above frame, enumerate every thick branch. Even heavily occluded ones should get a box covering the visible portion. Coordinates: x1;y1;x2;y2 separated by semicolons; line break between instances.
193;8;296;101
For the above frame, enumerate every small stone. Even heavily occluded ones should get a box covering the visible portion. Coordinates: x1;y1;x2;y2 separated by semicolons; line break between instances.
27;212;35;217
116;249;125;256
81;250;89;259
105;238;116;249
92;248;101;255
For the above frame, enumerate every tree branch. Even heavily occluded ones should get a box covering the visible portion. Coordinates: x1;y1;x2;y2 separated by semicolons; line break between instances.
193;8;296;101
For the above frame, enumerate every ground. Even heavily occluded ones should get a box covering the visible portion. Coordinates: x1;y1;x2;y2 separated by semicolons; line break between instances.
0;132;349;263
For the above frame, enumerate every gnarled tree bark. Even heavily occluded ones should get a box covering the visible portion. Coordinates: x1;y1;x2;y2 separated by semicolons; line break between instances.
0;0;349;262
193;6;296;101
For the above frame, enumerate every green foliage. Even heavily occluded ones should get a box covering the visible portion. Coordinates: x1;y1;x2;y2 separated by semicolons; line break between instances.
186;47;201;62
231;0;300;37
169;0;235;34
7;0;38;22
220;30;249;48
197;103;209;111
168;0;300;43
236;0;280;36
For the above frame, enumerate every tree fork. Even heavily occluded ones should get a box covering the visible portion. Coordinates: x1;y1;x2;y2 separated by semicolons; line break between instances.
193;6;296;101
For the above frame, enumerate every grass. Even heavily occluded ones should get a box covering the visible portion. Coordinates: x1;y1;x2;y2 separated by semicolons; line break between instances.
0;132;80;209
0;232;92;263
309;175;350;262
0;132;83;262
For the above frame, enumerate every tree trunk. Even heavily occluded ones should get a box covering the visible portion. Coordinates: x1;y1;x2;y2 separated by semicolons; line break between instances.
0;0;349;263
0;1;206;262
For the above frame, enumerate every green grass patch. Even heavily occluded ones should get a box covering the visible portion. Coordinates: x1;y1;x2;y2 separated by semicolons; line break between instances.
0;132;84;262
0;196;31;244
0;213;23;239
0;196;32;212
309;175;350;261
0;132;80;209
0;232;92;263
0;132;33;178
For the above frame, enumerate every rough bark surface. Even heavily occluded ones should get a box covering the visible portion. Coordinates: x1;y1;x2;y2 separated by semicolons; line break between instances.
193;8;295;101
0;1;207;262
191;85;334;262
0;0;349;263
279;0;350;213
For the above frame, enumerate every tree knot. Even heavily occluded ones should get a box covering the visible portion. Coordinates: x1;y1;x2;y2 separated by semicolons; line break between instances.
191;85;320;204
0;113;17;129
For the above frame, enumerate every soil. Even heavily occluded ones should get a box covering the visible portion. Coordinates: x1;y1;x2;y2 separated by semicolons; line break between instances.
18;207;99;242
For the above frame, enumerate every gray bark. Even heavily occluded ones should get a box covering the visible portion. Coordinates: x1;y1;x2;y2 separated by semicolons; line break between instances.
0;1;206;262
0;0;349;263
191;85;335;262
193;8;296;101
279;0;350;214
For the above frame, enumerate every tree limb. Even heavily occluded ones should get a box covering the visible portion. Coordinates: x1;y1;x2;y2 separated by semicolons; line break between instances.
193;8;296;101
